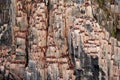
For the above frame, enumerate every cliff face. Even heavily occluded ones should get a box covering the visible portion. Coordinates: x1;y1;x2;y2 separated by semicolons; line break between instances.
92;0;120;39
0;0;120;80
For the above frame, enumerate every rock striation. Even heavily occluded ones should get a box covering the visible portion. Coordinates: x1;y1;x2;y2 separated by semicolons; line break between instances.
0;0;120;80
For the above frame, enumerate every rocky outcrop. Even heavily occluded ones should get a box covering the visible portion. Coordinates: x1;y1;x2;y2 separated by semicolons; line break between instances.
92;0;120;39
0;0;120;80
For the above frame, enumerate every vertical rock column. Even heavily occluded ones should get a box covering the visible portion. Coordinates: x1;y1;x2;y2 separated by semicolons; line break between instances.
46;0;75;80
13;0;28;78
26;2;47;80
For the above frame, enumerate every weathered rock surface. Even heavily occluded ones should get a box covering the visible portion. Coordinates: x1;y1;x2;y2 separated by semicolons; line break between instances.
0;0;120;80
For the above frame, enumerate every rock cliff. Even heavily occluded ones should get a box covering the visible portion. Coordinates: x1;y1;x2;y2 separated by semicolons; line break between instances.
0;0;120;80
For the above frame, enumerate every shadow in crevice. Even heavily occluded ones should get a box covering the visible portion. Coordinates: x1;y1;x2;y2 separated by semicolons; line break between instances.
116;29;120;41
